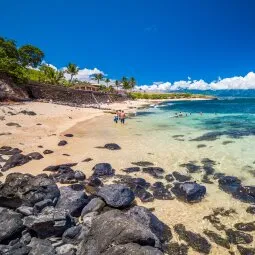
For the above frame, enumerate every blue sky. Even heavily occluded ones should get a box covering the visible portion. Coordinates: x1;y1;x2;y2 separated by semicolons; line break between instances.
1;0;255;89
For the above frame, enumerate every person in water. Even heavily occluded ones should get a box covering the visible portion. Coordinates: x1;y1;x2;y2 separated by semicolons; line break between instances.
120;110;126;124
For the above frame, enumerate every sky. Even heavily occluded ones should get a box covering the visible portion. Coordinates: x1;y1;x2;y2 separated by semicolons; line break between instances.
1;0;255;90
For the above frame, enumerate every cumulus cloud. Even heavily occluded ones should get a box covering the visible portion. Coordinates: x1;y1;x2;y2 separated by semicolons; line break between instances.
64;67;104;81
136;72;255;91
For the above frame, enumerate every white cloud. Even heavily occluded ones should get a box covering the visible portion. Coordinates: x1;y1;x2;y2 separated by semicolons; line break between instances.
136;71;255;91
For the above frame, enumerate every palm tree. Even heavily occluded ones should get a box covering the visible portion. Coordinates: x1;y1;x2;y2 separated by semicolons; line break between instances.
129;77;136;89
105;78;110;87
66;63;79;83
93;73;104;84
39;64;64;85
115;80;119;92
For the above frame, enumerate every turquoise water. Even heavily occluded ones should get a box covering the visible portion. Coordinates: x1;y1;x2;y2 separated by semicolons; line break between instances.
129;98;255;185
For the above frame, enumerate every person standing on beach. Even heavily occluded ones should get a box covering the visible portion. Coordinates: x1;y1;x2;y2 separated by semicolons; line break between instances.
120;110;126;124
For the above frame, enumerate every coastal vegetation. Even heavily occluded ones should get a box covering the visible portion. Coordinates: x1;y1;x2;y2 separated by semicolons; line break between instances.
129;92;214;100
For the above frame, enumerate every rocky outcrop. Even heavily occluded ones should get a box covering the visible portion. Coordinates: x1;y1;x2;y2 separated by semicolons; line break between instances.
0;173;60;209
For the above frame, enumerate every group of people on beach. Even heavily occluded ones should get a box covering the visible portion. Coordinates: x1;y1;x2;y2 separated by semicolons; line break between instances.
114;110;126;124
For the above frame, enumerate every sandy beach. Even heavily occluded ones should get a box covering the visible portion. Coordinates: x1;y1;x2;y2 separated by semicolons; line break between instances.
1;99;254;255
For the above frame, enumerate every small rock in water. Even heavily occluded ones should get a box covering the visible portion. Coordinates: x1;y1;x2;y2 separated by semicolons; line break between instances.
131;161;154;167
97;184;135;208
225;229;253;244
165;174;174;182
222;140;234;145
167;242;189;255
237;245;255;255
151;182;174;200
197;144;207;148
234;222;255;232
142;167;165;178
180;162;201;173
172;171;191;182
218;175;242;194
171;182;206;203
203;229;230;249
58;140;68;146
43;149;54;154
174;224;211;254
122;167;140;173
246;206;255;214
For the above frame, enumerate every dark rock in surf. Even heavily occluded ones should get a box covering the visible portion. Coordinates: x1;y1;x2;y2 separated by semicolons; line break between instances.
234;222;255;232
172;172;191;182
246;206;255;214
0;173;60;209
218;176;242;194
131;161;154;167
203;229;230;249
165;174;174;182
167;242;189;255
19;110;36;116
174;224;211;254
237;245;255;255
179;162;201;173
225;229;253;244
97;184;135;208
143;167;165;179
122;167;140;173
171;182;206;203
43;163;77;172
151;182;174;200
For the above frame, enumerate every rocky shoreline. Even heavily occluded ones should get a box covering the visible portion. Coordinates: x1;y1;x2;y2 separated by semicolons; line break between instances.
0;144;255;255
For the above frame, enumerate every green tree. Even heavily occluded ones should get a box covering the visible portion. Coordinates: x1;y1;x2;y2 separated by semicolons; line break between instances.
18;45;44;67
105;78;110;86
115;80;119;91
93;73;104;84
129;77;136;89
66;63;79;83
39;64;64;85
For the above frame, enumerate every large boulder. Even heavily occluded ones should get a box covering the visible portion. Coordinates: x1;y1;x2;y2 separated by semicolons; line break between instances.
0;173;60;209
55;185;89;217
0;207;24;243
1;153;31;172
97;184;135;208
171;182;206;203
23;208;74;238
77;209;162;255
126;206;172;243
92;163;114;177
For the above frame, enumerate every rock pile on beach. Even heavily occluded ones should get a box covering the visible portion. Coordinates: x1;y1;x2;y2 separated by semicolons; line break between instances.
0;171;174;255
